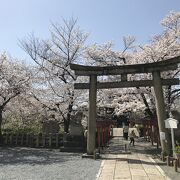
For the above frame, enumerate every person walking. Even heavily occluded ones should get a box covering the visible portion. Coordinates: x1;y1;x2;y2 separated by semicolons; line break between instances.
129;130;136;146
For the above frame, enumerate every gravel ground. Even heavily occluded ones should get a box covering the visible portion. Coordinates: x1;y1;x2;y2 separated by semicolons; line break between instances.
0;147;102;180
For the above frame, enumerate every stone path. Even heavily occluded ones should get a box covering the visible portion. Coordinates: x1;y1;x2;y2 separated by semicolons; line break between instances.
96;136;171;180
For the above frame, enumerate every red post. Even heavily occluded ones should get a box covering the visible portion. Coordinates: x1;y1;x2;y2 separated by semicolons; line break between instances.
102;127;104;147
104;127;107;145
108;126;110;140
101;127;103;147
98;127;100;148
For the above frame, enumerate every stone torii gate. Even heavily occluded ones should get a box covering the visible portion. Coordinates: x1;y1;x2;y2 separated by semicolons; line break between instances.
70;56;180;156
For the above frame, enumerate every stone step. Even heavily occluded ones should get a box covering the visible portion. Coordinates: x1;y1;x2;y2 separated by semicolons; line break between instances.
63;141;85;147
60;146;86;153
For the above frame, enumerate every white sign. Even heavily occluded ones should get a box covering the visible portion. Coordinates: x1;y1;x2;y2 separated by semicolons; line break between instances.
165;118;178;129
160;132;166;140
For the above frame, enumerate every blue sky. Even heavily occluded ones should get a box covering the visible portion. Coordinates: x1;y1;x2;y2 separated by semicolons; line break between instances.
0;0;180;62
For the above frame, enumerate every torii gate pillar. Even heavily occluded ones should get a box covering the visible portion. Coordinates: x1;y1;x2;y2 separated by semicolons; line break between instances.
87;75;97;155
153;71;170;155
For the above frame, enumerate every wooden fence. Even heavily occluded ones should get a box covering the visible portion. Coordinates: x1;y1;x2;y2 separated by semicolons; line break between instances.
2;133;63;148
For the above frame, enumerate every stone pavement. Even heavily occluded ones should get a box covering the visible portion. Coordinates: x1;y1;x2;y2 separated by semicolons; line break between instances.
96;137;171;180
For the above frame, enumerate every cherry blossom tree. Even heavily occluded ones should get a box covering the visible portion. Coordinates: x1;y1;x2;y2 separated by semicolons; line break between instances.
3;95;44;133
20;18;88;132
132;11;180;114
85;38;148;119
85;11;180;119
0;54;30;141
18;12;179;133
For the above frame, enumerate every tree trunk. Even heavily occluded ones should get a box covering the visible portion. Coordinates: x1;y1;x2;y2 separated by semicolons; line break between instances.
136;87;155;119
64;119;69;133
64;102;73;133
64;90;74;133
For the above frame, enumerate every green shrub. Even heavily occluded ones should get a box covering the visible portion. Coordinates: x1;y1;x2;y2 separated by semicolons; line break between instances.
2;126;42;134
58;126;64;135
2;119;42;134
175;146;180;154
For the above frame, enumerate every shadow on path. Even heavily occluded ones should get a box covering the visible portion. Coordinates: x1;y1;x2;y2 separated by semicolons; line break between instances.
0;147;82;165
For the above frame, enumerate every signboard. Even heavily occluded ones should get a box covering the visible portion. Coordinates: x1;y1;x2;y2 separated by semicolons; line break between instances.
160;132;166;140
165;118;178;129
165;118;178;157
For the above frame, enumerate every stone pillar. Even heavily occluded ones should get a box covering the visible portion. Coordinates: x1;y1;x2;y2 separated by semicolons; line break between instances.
153;71;170;155
87;75;97;155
